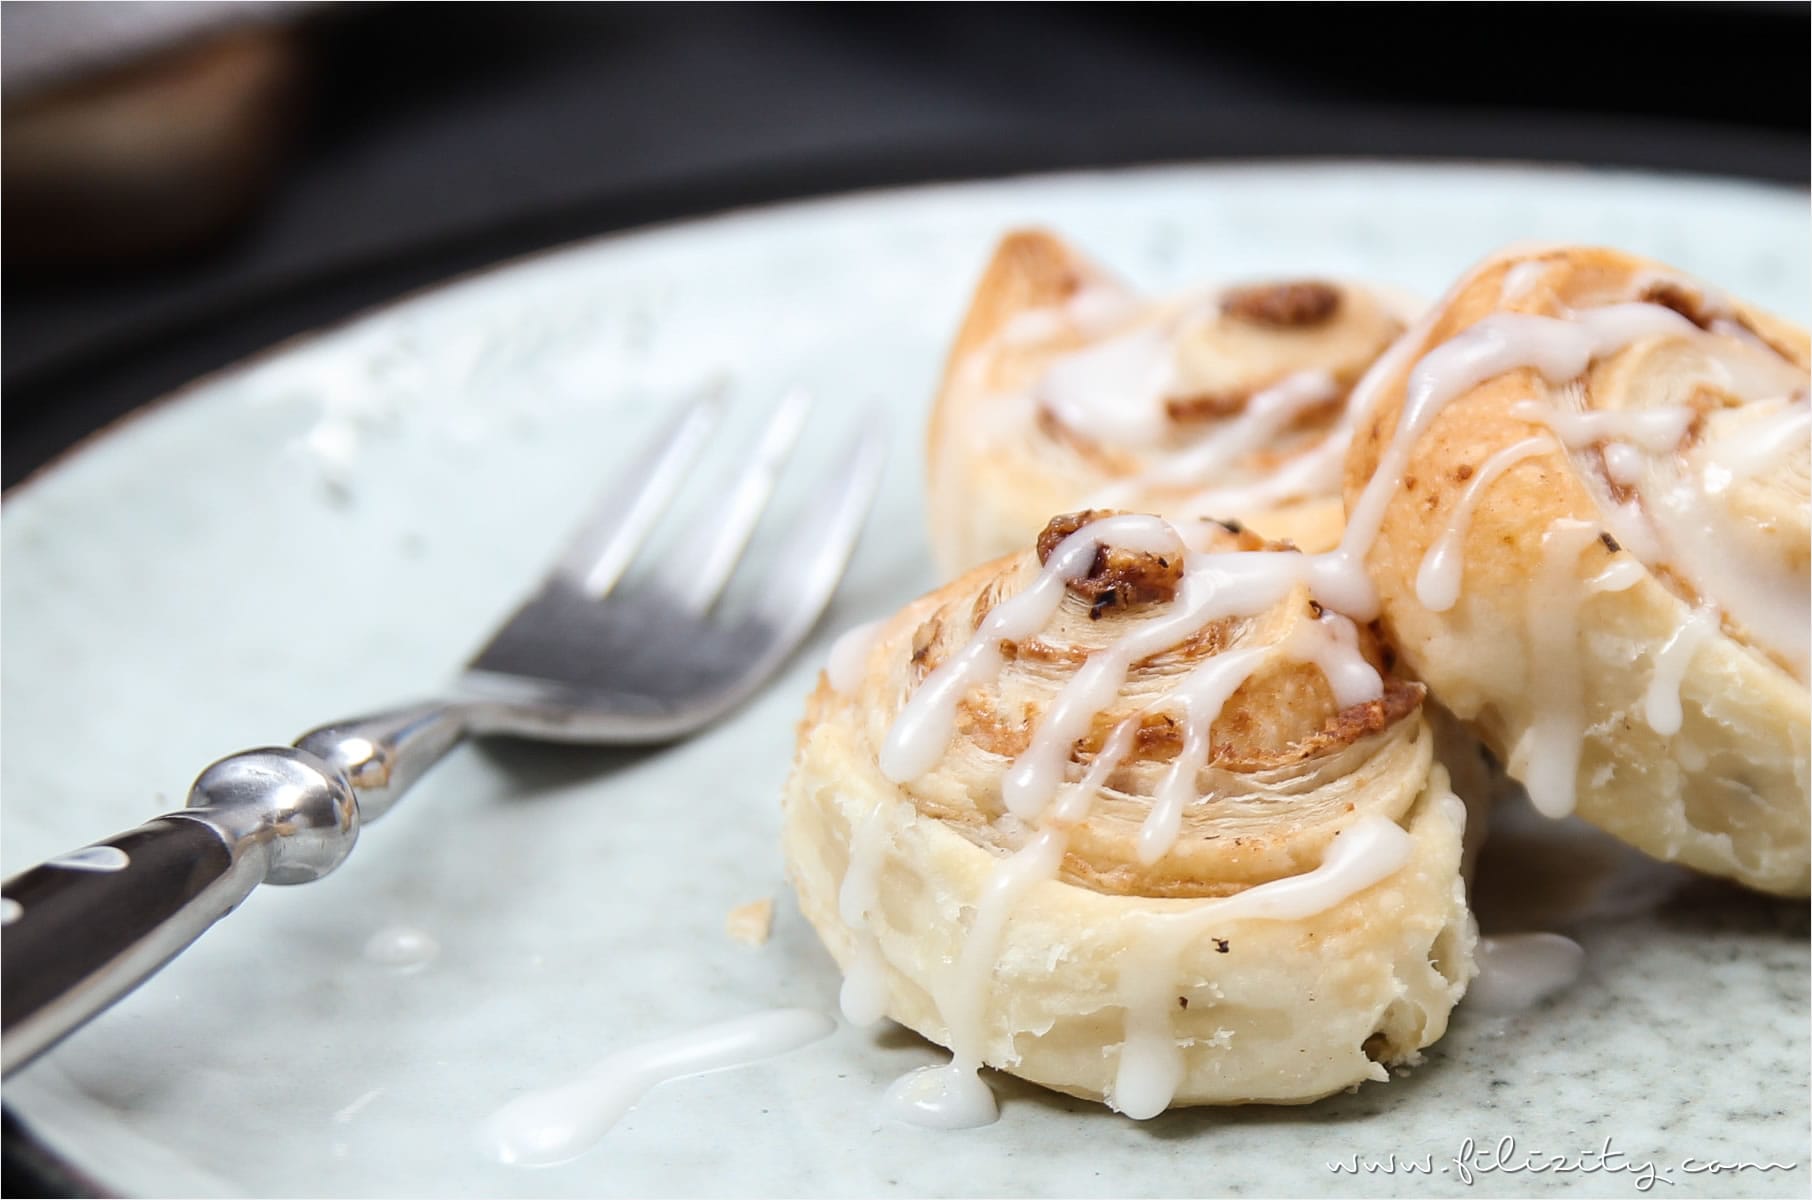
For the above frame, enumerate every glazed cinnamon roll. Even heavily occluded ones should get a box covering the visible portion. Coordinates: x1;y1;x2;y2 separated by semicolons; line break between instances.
783;513;1475;1120
925;229;1412;574
1341;244;1810;896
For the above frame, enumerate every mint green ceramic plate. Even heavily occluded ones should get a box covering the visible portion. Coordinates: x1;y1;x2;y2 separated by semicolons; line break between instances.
4;163;1806;1198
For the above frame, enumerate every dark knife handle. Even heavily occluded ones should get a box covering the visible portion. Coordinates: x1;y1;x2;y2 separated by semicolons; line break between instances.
2;818;258;1070
0;747;362;1077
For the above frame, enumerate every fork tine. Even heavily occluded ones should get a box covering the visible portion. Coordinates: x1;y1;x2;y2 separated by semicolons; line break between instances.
673;387;813;612
746;414;887;649
554;387;724;596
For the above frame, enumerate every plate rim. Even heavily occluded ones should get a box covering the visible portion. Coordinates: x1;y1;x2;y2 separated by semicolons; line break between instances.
6;154;1803;504
5;153;1807;1198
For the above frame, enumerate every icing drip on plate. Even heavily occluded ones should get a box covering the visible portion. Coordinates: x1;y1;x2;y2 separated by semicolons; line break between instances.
482;1009;834;1167
363;926;439;972
1467;933;1586;1015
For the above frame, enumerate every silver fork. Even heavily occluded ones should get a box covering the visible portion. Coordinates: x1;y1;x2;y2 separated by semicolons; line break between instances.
0;389;884;1077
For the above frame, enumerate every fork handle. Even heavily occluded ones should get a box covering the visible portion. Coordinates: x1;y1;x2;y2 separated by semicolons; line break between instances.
1;747;361;1077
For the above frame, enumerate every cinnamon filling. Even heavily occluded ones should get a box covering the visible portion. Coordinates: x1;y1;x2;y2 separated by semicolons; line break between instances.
1220;280;1342;329
1035;511;1184;613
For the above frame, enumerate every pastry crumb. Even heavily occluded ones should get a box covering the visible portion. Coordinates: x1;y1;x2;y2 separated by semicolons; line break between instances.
726;898;775;946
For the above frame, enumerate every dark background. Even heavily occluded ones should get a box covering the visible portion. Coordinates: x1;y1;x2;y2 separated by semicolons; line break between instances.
4;2;1808;490
2;2;1808;1194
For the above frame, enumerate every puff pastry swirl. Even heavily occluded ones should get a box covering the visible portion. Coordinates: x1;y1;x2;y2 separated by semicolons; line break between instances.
926;229;1411;574
1341;244;1810;896
782;513;1475;1118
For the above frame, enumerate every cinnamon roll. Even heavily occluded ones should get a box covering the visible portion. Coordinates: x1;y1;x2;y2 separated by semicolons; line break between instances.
1341;244;1810;896
925;229;1412;574
782;513;1475;1120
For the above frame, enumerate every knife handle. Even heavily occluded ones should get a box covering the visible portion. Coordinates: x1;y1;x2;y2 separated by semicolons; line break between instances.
0;748;359;1077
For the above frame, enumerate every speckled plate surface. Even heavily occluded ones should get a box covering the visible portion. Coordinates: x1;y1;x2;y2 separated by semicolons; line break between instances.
4;163;1807;1198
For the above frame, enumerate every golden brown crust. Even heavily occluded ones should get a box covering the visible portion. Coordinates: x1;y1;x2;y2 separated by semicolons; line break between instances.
1342;243;1810;896
846;534;1434;897
925;229;1411;575
927;229;1120;481
780;522;1475;1108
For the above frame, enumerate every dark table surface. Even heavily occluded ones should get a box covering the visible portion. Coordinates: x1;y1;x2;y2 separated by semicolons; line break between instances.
2;3;1807;1194
5;3;1808;489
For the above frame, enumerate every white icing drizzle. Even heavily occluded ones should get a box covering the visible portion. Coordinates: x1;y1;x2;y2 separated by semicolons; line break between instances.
1282;610;1387;709
1140;645;1276;866
889;720;1141;1130
1499;259;1551;302
826;619;885;696
888;830;1063;1132
1111;966;1187;1122
1521;382;1806;677
941;828;1066;1059
1005;558;1379;831
1508;519;1600;818
481;1009;834;1167
839;943;889;1029
1140;615;1380;865
1335;304;1698;615
1647;444;1808;673
1108;815;1415;1117
837;806;893;1027
1644;607;1720;736
1511;400;1695;453
333;1086;385;1125
882;514;1184;784
998;284;1135;347
1067;285;1139;333
881;1061;1001;1130
1166;283;1434;523
1704;398;1810;483
1595;494;1667;565
1415;436;1550;612
871;284;1791;1126
1036;324;1181;448
1142;812;1412;947
1601;442;1644;486
1467;933;1585;1015
1589;558;1645;593
1090;369;1340;505
1176;425;1349;519
1;897;20;925
362;926;439;972
1049;716;1142;828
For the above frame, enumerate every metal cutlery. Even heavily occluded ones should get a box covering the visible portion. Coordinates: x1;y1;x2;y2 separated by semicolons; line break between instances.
1;389;883;1076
